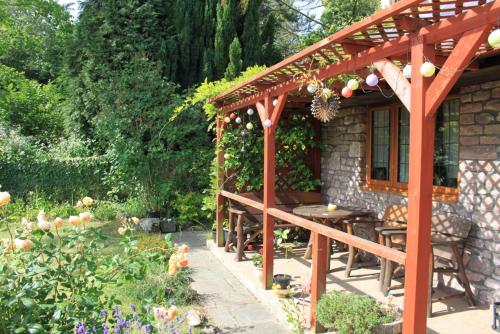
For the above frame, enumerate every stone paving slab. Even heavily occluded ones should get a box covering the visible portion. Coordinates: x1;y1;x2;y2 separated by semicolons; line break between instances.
178;231;290;334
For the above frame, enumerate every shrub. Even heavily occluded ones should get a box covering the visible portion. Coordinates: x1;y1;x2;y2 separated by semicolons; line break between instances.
316;291;395;334
173;192;206;227
93;200;119;221
121;197;148;219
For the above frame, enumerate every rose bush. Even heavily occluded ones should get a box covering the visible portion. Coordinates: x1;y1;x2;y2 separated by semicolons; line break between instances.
0;194;171;333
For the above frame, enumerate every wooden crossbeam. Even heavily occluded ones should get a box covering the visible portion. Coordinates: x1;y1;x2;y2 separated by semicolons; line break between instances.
425;25;492;117
255;101;267;125
374;59;411;111
399;16;431;32
270;93;288;127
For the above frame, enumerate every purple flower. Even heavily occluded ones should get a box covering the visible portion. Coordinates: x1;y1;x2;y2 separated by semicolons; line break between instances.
144;324;153;333
130;304;136;312
76;323;87;334
103;324;110;334
113;306;119;318
101;309;108;318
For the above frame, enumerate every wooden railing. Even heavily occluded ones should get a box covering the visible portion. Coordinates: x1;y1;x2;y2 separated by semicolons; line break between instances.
220;190;406;265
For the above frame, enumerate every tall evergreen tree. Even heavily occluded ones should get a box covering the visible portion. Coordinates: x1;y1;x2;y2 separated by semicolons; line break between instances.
214;0;239;78
241;0;263;67
201;0;218;81
224;37;242;80
261;15;281;66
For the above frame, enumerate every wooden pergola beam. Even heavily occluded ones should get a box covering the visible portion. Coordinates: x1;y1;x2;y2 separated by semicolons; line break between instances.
374;58;411;111
215;114;225;247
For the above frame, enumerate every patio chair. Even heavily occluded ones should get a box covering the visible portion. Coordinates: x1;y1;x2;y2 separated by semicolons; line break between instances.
226;191;322;261
380;214;476;317
342;205;408;279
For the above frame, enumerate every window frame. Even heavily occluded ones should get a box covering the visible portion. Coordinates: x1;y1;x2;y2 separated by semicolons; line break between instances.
364;98;460;202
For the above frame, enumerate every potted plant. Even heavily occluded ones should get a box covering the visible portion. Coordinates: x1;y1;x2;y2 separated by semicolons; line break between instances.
210;220;236;244
316;291;402;334
251;248;263;281
273;228;293;293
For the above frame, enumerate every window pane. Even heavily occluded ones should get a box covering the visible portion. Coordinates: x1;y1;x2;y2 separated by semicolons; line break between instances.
434;99;459;187
371;109;390;180
397;107;410;183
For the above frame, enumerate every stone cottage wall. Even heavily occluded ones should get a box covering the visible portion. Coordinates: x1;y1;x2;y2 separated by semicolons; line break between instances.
321;80;500;304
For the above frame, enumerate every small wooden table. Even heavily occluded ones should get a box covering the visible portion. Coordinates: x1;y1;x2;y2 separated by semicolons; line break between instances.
292;204;371;270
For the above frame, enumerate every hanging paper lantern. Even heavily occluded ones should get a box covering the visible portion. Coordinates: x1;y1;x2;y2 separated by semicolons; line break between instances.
347;79;359;91
307;83;318;94
366;73;379;87
403;64;412;79
420;61;435;77
272;99;278;107
341;87;353;98
263;119;272;128
223;153;230;160
488;29;500;49
321;88;332;101
247;108;254;116
224;116;231;123
246;122;254;130
230;113;237;120
235;117;242;124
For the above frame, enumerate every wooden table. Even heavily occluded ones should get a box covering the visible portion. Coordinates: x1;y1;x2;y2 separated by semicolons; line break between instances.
292;204;372;271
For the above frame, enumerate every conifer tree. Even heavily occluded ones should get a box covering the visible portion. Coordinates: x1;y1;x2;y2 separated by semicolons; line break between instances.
214;0;239;79
261;15;281;66
224;37;242;80
241;0;263;67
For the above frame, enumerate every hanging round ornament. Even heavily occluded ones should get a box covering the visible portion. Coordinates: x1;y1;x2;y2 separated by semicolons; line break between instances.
403;64;412;79
263;119;272;128
420;61;435;77
224;116;231;123
235;117;242;124
230;113;237;120
341;86;353;98
488;29;500;49
347;79;359;91
366;73;379;87
240;129;249;138
311;89;340;123
272;99;278;107
247;108;254;116
246;122;254;130
307;83;318;94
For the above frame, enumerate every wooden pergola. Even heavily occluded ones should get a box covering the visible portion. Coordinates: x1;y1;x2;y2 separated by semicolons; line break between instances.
211;1;500;333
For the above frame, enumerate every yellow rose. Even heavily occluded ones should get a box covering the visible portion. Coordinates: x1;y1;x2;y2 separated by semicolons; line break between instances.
21;239;33;251
166;306;178;320
69;215;81;226
75;200;83;208
168;265;178;276
117;227;126;235
131;217;140;225
180;244;190;253
80;211;92;223
82;197;94;207
0;192;11;206
54;217;64;228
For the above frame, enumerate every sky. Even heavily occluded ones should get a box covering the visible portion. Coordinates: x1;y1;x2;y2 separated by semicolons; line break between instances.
57;0;324;21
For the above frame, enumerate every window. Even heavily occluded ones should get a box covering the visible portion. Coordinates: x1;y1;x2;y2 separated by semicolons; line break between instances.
365;99;460;201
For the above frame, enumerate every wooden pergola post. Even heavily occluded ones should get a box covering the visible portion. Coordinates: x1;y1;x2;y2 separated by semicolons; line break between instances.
215;112;225;247
310;232;327;333
260;94;287;289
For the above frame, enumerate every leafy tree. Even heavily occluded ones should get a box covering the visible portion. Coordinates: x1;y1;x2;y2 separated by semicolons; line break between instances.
225;37;243;80
0;0;72;83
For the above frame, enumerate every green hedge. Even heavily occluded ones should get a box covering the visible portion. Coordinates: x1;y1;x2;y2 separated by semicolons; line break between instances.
0;155;110;202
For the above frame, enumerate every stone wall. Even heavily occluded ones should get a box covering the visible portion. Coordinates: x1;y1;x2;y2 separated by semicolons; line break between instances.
321;80;500;304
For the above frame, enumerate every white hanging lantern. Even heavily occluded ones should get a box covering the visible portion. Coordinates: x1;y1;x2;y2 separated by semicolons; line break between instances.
488;29;500;49
347;79;359;91
235;117;242;124
420;61;436;77
403;64;412;79
307;83;318;94
366;73;379;87
224;116;231;123
247;108;254;116
272;99;278;107
246;122;254;130
263;119;272;128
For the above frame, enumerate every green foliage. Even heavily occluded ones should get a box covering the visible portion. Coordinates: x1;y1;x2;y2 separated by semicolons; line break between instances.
121;197;148;220
0;0;72;82
0;203;168;333
241;0;263;67
316;291;395;334
0;64;65;143
93;200;120;221
173;192;207;226
225;37;243;80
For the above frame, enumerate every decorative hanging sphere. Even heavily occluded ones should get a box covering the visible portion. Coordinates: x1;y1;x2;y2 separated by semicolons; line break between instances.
403;64;412;79
420;61;436;77
246;122;254;130
224;116;231;123
321;88;332;101
235;117;242;124
247;108;254;116
307;83;318;94
230;113;237;120
240;129;249;137
272;99;278;107
488;29;500;49
263;119;272;128
366;73;379;87
223;153;230;160
347;79;359;91
341;86;353;98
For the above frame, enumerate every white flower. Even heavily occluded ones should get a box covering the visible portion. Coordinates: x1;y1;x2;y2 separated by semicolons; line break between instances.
69;215;81;226
37;211;51;231
79;211;92;223
54;217;64;228
82;197;94;207
0;192;11;206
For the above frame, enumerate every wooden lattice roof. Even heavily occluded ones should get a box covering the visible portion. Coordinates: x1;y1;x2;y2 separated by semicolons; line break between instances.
212;0;498;109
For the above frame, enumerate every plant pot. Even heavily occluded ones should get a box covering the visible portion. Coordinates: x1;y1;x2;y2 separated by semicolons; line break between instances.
273;274;292;289
253;266;263;282
273;288;291;298
373;306;402;334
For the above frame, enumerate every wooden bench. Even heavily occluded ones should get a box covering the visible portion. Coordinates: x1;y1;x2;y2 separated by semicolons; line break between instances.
225;191;322;261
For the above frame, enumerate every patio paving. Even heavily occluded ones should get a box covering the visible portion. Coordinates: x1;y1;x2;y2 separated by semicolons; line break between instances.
178;231;290;333
207;238;495;334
